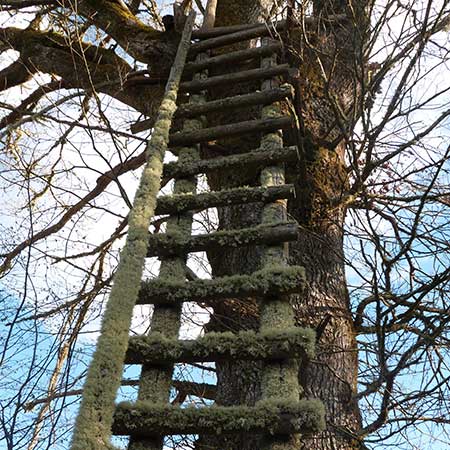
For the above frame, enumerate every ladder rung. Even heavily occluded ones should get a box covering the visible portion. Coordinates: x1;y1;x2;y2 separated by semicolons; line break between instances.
147;222;298;257
191;21;282;40
190;21;287;53
177;85;293;119
169;117;293;147
184;43;282;73
129;75;292;135
137;265;305;305
113;400;325;436
125;328;315;365
180;64;290;93
163;145;299;180
155;185;294;216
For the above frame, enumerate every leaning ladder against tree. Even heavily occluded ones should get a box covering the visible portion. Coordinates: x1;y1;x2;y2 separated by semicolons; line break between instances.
70;9;325;450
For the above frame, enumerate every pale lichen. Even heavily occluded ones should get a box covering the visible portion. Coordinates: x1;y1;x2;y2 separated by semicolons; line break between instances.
126;327;316;364
137;265;306;304
112;399;325;436
69;12;196;450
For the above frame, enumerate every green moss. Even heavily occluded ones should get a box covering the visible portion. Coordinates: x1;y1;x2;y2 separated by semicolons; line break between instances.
146;221;298;257
138;265;306;304
112;399;325;436
69;12;196;450
126;327;316;364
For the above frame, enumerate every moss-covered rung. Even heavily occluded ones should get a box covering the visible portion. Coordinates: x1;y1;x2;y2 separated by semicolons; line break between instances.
155;184;295;215
125;327;315;364
147;222;298;257
137;265;305;304
163;145;300;180
112;400;325;437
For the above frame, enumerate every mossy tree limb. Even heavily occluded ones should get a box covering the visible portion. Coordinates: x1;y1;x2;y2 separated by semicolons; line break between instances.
69;11;196;450
257;38;309;450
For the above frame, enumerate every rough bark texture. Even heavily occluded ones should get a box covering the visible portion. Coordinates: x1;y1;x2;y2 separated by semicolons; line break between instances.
197;1;364;450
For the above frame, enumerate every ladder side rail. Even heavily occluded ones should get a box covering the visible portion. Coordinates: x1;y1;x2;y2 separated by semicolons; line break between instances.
128;55;209;450
69;11;196;450
257;37;303;450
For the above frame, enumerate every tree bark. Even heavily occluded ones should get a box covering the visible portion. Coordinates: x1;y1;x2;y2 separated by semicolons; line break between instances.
196;1;363;450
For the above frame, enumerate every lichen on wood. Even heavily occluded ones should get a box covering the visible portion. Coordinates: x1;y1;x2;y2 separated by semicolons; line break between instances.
155;184;295;215
112;399;325;436
146;222;299;257
163;145;300;180
69;11;196;450
137;265;306;305
125;327;316;364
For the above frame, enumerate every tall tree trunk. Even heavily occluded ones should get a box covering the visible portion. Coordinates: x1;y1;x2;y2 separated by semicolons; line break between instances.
197;1;364;449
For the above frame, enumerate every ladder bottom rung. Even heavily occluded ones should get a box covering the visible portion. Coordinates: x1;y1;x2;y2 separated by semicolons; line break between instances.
113;400;325;436
137;265;305;305
126;327;315;365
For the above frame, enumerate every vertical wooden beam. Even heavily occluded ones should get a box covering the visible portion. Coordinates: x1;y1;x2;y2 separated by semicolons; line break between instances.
258;37;302;450
202;0;218;30
128;43;209;450
69;10;196;450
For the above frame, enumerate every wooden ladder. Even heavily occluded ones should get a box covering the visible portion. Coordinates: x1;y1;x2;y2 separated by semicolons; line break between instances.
70;11;324;450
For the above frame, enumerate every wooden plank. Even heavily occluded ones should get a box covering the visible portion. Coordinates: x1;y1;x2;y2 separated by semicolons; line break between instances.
190;21;286;53
125;327;315;364
155;185;295;215
169;116;293;147
180;64;290;93
131;85;293;133
147;222;298;257
190;14;347;40
191;21;267;39
137;265;306;305
177;85;293;118
184;43;282;73
162;145;300;180
113;400;325;436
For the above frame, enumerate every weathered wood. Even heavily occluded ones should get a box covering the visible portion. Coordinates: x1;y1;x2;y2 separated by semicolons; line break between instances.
113;400;325;436
131;85;293;133
184;43;282;73
69;11;197;450
258;37;307;450
147;222;298;257
191;21;266;39
177;85;293;118
125;327;315;364
190;14;347;40
169;116;293;147
163;145;300;180
190;21;286;53
129;48;210;450
155;184;295;215
137;265;306;305
172;380;217;400
180;64;290;93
